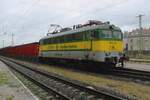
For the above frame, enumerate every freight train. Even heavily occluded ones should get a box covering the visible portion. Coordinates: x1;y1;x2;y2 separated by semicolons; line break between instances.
0;42;39;61
0;20;125;67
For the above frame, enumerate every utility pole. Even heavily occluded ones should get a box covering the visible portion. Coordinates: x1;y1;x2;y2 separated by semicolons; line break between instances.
11;33;14;46
136;14;144;55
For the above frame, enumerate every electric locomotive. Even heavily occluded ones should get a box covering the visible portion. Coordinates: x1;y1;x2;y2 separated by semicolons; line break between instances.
39;20;124;67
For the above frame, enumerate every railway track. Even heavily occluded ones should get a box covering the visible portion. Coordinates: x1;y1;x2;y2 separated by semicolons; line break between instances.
58;60;150;84
53;60;150;83
51;60;150;83
106;67;150;82
0;57;127;100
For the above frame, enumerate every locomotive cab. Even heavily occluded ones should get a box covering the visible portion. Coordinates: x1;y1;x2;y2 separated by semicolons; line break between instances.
89;25;124;67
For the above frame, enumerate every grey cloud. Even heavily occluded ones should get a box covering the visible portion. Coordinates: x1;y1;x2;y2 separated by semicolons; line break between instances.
0;0;150;47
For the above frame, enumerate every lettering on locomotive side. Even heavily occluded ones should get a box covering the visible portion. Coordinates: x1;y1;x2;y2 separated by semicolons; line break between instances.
109;41;116;44
47;45;56;49
60;45;77;49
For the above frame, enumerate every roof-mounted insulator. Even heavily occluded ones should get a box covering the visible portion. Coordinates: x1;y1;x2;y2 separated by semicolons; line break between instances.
104;21;110;24
60;27;72;32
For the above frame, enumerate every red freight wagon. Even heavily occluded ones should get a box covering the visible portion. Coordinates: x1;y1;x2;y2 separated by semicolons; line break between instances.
0;42;39;61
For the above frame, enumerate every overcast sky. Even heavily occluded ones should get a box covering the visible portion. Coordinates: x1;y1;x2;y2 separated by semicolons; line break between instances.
0;0;150;47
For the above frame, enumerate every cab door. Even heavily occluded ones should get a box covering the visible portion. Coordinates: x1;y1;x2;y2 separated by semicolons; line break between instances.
83;31;92;60
84;29;99;60
90;29;100;51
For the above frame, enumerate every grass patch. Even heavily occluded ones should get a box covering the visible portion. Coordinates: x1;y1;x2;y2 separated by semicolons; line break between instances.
6;95;14;100
0;72;8;85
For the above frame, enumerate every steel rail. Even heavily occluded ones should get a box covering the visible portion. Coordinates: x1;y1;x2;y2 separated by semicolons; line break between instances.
0;58;71;100
107;68;150;82
0;56;126;100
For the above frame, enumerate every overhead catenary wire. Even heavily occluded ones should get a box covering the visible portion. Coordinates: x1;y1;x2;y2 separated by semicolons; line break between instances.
11;0;41;33
0;0;41;47
2;0;131;35
0;0;41;35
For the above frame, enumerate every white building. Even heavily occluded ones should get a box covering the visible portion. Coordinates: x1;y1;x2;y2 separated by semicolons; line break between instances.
124;28;150;51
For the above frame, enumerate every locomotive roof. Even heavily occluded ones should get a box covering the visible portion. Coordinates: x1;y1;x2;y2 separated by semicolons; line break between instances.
40;24;121;40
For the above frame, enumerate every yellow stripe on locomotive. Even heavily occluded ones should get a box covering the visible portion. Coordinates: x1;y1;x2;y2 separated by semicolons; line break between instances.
40;40;123;52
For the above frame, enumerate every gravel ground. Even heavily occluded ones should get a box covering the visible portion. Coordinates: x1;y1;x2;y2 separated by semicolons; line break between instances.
10;68;57;100
4;58;150;100
19;61;150;100
0;61;38;100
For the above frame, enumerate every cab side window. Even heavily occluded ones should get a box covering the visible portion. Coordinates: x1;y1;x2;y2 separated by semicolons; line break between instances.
91;29;99;39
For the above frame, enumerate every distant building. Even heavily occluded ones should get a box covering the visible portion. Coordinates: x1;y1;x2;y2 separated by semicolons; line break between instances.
124;28;150;51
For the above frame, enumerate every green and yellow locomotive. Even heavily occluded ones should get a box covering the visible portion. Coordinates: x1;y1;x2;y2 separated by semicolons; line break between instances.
39;20;124;67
